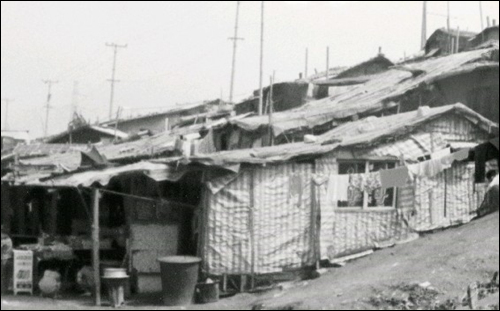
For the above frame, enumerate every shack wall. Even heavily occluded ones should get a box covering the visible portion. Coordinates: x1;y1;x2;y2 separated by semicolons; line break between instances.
201;162;316;275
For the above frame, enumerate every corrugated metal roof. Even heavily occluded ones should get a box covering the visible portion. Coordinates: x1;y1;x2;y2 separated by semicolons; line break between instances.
11;113;252;172
100;101;209;126
319;104;499;147
12;144;89;158
231;47;498;136
156;104;498;167
7;105;497;187
3;161;170;188
155;142;340;168
45;125;129;143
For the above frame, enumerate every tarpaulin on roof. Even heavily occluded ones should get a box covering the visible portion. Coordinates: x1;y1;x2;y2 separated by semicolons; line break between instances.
3;162;174;188
321;104;498;147
232;48;498;136
156;142;339;169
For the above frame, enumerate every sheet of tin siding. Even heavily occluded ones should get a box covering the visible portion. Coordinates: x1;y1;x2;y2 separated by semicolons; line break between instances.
410;171;447;232
445;162;475;226
358;132;447;160
409;162;476;232
203;170;252;275
398;183;415;210
315;155;339;260
253;162;315;274
423;113;491;143
327;210;412;259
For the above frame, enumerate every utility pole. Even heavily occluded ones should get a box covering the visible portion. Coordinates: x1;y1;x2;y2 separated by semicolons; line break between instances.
305;48;309;79
268;74;274;146
2;98;14;131
229;1;243;104
71;81;79;119
326;46;330;79
106;42;127;120
447;1;451;54
258;1;265;116
421;1;428;50
43;80;58;137
479;1;484;31
447;1;451;32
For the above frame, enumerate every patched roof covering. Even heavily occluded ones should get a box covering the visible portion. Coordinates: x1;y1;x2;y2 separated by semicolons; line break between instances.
232;47;498;137
319;103;499;147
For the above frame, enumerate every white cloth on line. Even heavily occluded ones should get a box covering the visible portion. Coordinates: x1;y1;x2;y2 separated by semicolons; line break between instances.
327;174;350;204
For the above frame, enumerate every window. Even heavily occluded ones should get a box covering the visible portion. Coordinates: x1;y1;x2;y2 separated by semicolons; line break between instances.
337;161;397;209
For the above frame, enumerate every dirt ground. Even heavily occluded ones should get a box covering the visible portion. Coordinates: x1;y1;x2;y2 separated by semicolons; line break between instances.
2;212;499;310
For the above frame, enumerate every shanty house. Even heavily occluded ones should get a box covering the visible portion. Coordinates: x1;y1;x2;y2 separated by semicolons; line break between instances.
46;125;129;145
468;25;499;49
230;46;498;149
2;104;498;293
100;100;226;136
425;28;477;56
142;104;496;281
314;54;394;100
234;81;310;115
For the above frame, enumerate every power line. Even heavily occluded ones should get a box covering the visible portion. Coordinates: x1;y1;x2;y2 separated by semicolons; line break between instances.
229;1;244;104
106;42;127;120
2;98;14;131
42;80;59;138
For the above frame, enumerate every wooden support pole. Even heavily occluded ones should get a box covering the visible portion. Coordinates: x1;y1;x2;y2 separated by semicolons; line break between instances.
222;274;228;293
311;161;321;270
268;75;274;147
92;188;101;306
363;162;370;210
326;46;330;79
249;171;256;291
468;283;478;309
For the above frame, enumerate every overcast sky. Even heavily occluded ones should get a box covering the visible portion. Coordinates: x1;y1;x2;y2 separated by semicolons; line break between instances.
1;1;499;138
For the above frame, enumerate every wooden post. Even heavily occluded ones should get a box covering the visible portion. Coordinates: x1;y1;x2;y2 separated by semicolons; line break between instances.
268;75;274;147
222;274;228;293
92;188;101;306
311;162;321;270
249;171;256;290
326;46;330;79
467;283;478;309
363;162;370;210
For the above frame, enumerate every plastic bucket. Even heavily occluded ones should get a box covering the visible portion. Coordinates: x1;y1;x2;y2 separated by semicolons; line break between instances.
102;277;129;308
157;256;202;306
196;282;220;304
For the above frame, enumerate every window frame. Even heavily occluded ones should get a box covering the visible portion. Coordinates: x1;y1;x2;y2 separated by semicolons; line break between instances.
336;160;398;211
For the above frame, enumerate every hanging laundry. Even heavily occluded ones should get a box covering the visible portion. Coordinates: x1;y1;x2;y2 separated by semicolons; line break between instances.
440;154;454;170
450;148;470;162
327;174;350;204
425;158;445;176
380;167;411;189
431;147;451;160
